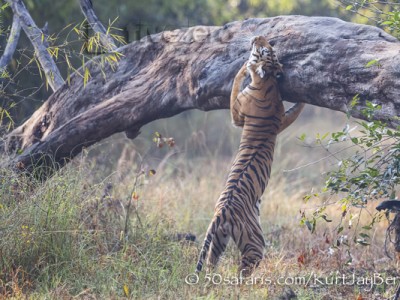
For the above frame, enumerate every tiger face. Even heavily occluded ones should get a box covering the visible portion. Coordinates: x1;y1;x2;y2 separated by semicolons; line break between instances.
248;36;283;79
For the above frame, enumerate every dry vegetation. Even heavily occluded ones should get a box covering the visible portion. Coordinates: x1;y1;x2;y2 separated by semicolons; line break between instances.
0;106;399;299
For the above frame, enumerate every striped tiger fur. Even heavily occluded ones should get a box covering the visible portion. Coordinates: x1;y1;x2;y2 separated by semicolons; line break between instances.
196;36;305;276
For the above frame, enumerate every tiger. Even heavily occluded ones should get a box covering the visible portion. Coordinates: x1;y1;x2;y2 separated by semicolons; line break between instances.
196;36;305;276
247;35;282;79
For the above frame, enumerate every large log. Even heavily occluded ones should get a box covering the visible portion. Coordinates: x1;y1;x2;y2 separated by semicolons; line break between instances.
5;15;400;172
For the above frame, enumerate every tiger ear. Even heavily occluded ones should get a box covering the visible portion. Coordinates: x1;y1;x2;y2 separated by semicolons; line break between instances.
250;36;259;48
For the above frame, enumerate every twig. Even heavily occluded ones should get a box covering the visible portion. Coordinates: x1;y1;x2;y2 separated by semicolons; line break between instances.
5;0;64;91
78;0;117;51
283;143;356;173
124;169;144;239
0;14;21;72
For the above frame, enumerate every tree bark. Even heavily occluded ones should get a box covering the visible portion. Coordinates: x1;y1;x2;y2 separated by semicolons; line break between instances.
4;15;400;172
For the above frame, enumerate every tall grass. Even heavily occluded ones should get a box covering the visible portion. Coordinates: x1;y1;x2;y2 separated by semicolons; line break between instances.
0;107;398;299
0;160;200;298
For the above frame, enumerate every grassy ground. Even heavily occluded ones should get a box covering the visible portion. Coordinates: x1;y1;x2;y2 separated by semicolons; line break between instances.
1;107;399;299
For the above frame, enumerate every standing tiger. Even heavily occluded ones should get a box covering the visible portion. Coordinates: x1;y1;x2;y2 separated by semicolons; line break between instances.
196;36;305;276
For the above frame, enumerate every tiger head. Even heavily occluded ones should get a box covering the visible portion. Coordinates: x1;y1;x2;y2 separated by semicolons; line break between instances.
249;36;283;79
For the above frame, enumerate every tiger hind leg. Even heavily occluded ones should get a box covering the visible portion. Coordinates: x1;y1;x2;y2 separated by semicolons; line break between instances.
236;221;266;277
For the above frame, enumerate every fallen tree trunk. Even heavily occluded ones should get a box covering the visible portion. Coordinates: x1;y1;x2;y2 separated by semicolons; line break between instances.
4;15;400;172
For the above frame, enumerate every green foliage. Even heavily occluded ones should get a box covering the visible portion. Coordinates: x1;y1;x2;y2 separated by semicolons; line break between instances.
381;10;400;35
312;117;393;251
299;0;400;256
326;102;400;204
301;100;399;250
337;0;400;35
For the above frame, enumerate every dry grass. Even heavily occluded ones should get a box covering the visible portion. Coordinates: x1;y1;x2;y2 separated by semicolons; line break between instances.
0;106;399;299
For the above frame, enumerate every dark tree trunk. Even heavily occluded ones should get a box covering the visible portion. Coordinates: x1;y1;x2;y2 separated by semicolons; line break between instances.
4;16;400;173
